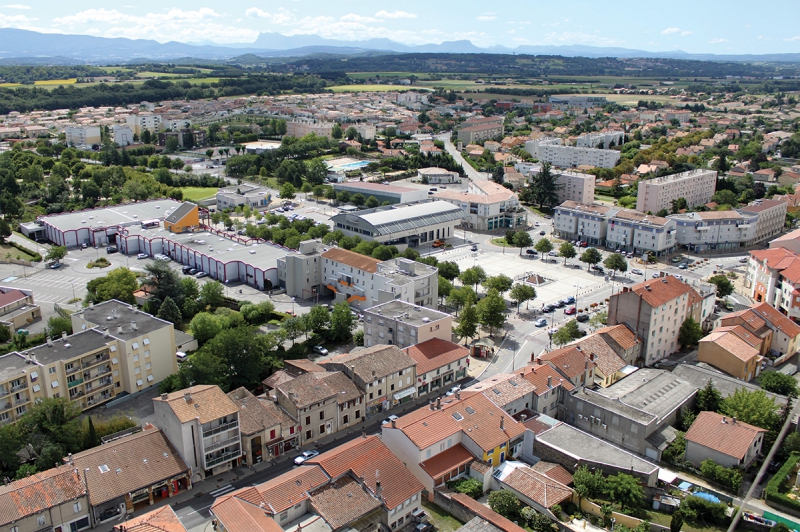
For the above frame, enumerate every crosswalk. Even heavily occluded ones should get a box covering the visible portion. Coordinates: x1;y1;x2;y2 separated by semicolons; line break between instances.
209;484;236;497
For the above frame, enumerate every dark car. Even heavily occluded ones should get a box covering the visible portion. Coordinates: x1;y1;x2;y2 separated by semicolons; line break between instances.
415;524;435;532
471;245;478;251
554;300;566;308
542;305;555;313
526;249;537;255
768;460;783;473
576;314;590;323
106;246;117;254
188;268;198;275
49;262;62;269
182;266;192;274
539;230;546;236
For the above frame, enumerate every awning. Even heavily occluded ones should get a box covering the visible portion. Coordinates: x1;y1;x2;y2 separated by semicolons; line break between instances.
657;468;678;484
393;387;415;401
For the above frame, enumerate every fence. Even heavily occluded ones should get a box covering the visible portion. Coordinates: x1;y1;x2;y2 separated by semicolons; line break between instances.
579;499;669;532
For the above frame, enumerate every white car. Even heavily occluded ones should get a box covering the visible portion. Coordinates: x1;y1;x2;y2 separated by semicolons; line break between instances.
630;268;643;275
382;414;399;426
446;385;461;396
294;450;320;465
137;253;149;259
312;345;328;356
739;257;748;263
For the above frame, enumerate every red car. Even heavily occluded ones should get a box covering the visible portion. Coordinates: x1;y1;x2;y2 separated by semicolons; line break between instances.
565;306;577;315
580;241;588;247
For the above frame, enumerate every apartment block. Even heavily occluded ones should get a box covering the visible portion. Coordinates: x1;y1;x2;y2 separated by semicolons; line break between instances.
554;171;596;204
65;126;101;147
153;385;242;479
671;210;758;252
125;113;162;135
536;144;621;169
575;131;625;149
286;119;335;139
635;169;717;213
112;124;134;146
608;276;702;366
553;201;611;248
457;116;504;144
434;180;527;231
363;299;452;349
738;199;788;244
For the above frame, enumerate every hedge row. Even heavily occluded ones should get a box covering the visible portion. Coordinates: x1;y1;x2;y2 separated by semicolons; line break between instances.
765;452;800;512
8;240;42;262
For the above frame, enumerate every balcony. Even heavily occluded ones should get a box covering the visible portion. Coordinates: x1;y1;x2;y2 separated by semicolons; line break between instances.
67;378;84;389
65;365;81;375
204;449;241;469
82;354;110;369
0;389;8;398
202;419;239;439
10;383;27;392
86;378;113;393
204;436;240;453
13;396;28;406
84;366;112;382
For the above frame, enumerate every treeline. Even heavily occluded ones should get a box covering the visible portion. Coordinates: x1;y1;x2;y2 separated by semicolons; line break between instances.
0;65;108;84
0;74;328;114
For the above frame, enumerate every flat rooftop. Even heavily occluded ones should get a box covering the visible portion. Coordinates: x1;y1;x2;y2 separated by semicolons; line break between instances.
601;368;696;420
672;363;788;404
537;422;658;474
75;300;171;340
365;299;450;326
333;181;421;195
572;387;655;425
0;352;31;383
22;328;113;365
41;199;183;232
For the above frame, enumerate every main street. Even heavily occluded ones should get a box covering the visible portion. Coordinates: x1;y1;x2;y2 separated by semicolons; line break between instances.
439;133;488;182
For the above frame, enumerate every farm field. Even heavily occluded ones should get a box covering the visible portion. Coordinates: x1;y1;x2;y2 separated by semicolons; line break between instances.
329;84;425;92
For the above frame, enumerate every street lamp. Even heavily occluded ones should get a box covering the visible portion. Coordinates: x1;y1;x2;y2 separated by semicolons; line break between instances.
574;283;581;310
292;297;296;316
71;281;76;302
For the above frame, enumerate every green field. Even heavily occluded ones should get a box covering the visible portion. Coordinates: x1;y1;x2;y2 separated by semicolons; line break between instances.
181;187;218;201
0;243;36;261
330;84;427;93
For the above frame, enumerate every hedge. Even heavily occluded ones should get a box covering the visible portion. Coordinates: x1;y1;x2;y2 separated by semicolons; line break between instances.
765;452;800;512
8;240;42;262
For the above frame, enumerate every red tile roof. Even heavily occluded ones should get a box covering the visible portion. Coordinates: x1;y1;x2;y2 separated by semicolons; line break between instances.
211;495;284;532
322;248;381;273
309;476;382;530
449;493;527;532
420;443;474;479
306;435;423;510
752;302;800;337
530;462;574;487
685;411;766;460
0;289;28;308
115;505;187;532
627;276;700;308
403;339;469;375
501;466;573;508
537;347;595;381
521;363;574;395
0;466;85;526
216;465;329;516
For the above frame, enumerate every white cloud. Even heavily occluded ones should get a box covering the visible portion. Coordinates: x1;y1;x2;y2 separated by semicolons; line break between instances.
340;14;377;23
709;38;727;44
476;15;496;21
3;4;31;9
785;36;800;41
52;8;259;43
661;27;691;36
245;7;293;24
0;12;38;29
374;10;416;19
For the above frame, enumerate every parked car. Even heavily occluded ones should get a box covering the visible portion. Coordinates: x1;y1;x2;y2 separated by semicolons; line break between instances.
671;256;683;263
565;296;575;304
312;345;328;356
446;385;461;396
673;274;684;281
49;262;62;269
652;272;660;278
432;239;445;248
554;300;566;308
631;268;643;275
576;314;590;323
565;306;577;315
580;241;588;247
526;249;537;255
415;524;434;532
739;257;748;263
534;318;548;327
80;242;87;249
182;266;192;274
188;268;198;275
382;414;400;425
769;460;783;474
294;450;320;465
195;271;208;278
548;250;557;256
106;246;118;254
471;245;478;251
542;304;555;313
137;253;149;259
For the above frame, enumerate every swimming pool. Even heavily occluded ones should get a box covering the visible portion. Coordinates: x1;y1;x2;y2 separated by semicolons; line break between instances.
338;161;370;170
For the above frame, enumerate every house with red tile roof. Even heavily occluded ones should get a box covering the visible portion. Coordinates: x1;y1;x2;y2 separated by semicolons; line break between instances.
382;393;526;499
462;373;539;415
698;325;764;380
684;411;766;468
114;505;187;532
536;347;596;388
403;339;469;396
520;362;574;418
492;461;573;516
718;302;800;365
0;286;40;334
746;247;800;328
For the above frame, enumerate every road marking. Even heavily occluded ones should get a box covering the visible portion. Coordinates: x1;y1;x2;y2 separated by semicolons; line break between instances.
209;484;236;497
182;503;213;517
0;277;17;282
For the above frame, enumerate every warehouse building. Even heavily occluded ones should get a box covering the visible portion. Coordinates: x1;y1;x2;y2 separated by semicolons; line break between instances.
332;181;429;205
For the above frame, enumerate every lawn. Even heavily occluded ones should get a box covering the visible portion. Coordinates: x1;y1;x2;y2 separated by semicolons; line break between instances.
490;237;511;247
422;501;463;532
0;242;36;261
180;187;218;201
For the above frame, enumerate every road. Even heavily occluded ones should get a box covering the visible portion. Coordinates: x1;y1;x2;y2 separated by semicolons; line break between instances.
439;134;488;182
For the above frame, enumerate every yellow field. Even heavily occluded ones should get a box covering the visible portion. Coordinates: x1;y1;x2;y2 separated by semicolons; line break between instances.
330;84;429;93
0;83;21;88
34;78;77;85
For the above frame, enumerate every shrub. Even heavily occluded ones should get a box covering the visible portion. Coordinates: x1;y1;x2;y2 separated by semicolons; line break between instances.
766;452;800;512
550;504;563;520
447;477;483;499
682;495;728;525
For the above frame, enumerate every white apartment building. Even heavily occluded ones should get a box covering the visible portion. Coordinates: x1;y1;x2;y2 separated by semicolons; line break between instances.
65;126;101;147
606;210;677;255
363;300;453;349
418;167;459;184
670;211;759;252
286;119;334;139
112;124;134;146
665;110;692;123
575;131;625;149
555;171;596;204
456;116;505;144
153;385;242;479
534;143;621;169
635;169;718;213
739;200;788;244
553;201;612;248
433;180;527;231
163;118;192;132
126;113;162;135
277;243;439;310
354;123;377;140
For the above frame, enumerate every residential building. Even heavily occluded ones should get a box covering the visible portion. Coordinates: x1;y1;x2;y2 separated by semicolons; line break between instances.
363;300;452;349
553;171;596;204
227;387;286;467
457;117;504;144
215;184;272;211
537;348;596;388
0;287;41;334
463;373;539;416
114;506;187;532
738;199;788;244
535;144;621;169
563;368;696;460
520;362;574;418
549;95;607;108
112;124;134;146
354;123;376;140
154;385;242;479
382;393;526;498
403;339;469;396
332;181;429;205
126;113;162;135
330;200;464;249
698;326;764;380
65;126;101;147
671;210;758;252
608;276;702;365
286;119;335;139
684;411;766;468
635;170;717;214
70;426;191;525
718;303;800;365
491;461;573;516
605;210;677;255
321;344;417;416
418;167;459;184
553;202;612;248
664;110;692;123
0;466;90;532
575;131;625;149
433;180;527;231
71;300;179;392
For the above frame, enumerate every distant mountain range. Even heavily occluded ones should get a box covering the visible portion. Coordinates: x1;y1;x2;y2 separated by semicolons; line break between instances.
1;27;799;64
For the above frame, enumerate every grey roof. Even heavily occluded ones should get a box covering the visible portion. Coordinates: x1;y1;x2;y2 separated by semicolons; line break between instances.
536;422;658;474
602;368;696;420
334;201;463;236
645;424;679;451
0;353;30;383
23;328;115;365
672;363;788;404
75;300;172;340
572;387;655;425
174;330;196;348
458;517;505;532
164;201;197;224
40;199;182;232
364;299;450;326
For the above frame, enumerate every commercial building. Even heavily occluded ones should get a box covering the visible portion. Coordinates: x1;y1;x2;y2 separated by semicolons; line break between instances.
330;200;464;248
215;184;272;211
226;387;292;467
65;126;101;147
549;95;608;108
605;210;677;255
635;169;717;213
684;411;766;469
363;300;452;349
403;339;469;396
332;181;429;205
162;202;200;234
433;180;527;231
0;287;41;334
608;276;702;365
286;119;335;139
418;167;460;184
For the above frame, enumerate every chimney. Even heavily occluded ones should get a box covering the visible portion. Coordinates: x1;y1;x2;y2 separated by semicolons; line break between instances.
161;393;167;400
68;453;73;466
103;327;108;338
590;353;595;361
375;481;383;500
361;429;367;439
117;325;123;334
500;416;505;431
722;416;727;423
436;397;441;409
455;391;461;400
429;401;435;410
391;419;396;428
131;321;137;331
585;361;589;370
732;417;737;424
184;392;192;403
547;376;552;387
61;331;67;340
520;414;527;422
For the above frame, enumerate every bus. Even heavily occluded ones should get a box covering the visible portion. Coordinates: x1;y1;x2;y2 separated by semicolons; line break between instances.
141;219;160;229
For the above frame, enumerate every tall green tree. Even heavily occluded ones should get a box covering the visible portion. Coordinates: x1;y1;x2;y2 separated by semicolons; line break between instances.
85;267;139;304
605;473;644;511
438;261;460;281
552;320;582;347
758;372;799;397
707;275;734;297
330;302;356;342
678;317;703;347
580;247;602;270
512;231;533;255
447;286;476;316
305;305;331;335
84;416;100;449
459;266;487;292
534;237;553;258
696;380;722;412
559;241;576;264
530;163;561;208
142;260;183;307
199;281;225;309
477;288;507;335
509;283;536;313
189;312;223;345
156;296;182;325
454;300;479;344
483;274;514;295
603;253;628;276
44;245;67;264
720;388;780;430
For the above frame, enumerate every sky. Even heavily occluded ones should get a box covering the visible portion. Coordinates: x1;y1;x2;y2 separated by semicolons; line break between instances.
0;0;798;54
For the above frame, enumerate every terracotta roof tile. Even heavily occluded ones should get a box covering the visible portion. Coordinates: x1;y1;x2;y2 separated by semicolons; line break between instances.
537;347;595;381
449;493;527;532
228;387;282;436
0;466;85;526
530;462;574;487
314;372;363;405
276;372;339;410
700;330;760;363
628;276;700;308
245;465;329;514
752;302;800;337
211;494;285;532
322;248;381;274
501;466;572;508
463;374;538;409
309;476;382;530
155;384;239;424
685;411;766;460
420;444;474;479
521;363;574;395
322;345;416;383
263;370;295;389
596;324;640;351
403;339;469;375
115;505;187;532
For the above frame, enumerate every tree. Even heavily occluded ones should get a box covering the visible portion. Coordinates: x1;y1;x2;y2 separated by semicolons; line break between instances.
46;316;72;338
483;274;513;295
454;299;479;344
534;237;553;258
477;289;507;336
85;267;138;304
282;316;307;345
580;247;602;270
758;372;799;397
365;196;379;208
84;416;100;449
0;218;10;244
512;231;533;255
670;511;683;532
603;253;628;276
707;274;734;297
678;317;703;347
156;296;182;325
559;241;576;264
447;286;476;315
189;312;223;345
573;465;606;502
330;302;356;342
720;388;780;430
488;490;521;520
605;473;644;511
438;261;460;281
459;266;487;292
552;320;582;347
305;158;328;186
199;281;225;310
670;197;688;214
143;261;183;307
165;136;179;153
509;283;536;313
45;245;67;264
589;310;607;329
280;183;296;199
696;380;722;412
0;324;9;343
331;123;343;139
712;189;738;206
305;305;331;335
199;327;271;390
530;163;561;208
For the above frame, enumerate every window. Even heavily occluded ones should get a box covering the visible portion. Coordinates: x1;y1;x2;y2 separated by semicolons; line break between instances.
135;367;141;375
306;430;312;440
49;367;56;374
147;375;154;382
145;362;151;370
131;342;139;349
270;429;276;440
319;424;325;435
143;338;150;345
145;350;150;358
355;410;360;419
74;501;82;513
51;380;59;388
343;414;349;424
136;379;143;387
305;416;311;425
133;355;139;362
38;515;46;526
320;411;324;421
280;512;288;522
10;526;18;532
